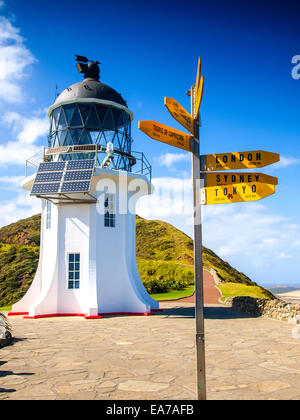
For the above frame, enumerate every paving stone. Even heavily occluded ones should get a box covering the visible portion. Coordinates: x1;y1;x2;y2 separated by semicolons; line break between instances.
1;302;300;400
118;380;169;392
252;380;291;393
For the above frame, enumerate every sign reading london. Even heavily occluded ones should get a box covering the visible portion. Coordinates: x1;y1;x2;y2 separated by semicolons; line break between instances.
200;150;280;171
164;97;195;134
138;120;192;152
201;182;276;205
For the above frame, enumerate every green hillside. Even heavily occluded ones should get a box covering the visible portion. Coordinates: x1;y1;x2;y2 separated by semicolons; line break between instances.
0;243;39;306
0;213;274;307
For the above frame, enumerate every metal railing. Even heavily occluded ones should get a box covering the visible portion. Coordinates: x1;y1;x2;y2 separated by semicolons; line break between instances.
25;146;152;182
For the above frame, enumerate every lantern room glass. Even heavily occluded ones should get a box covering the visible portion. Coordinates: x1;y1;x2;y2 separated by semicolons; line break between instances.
48;102;132;170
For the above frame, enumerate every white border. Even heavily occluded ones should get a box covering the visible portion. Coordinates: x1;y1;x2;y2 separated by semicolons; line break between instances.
48;98;134;121
66;252;81;291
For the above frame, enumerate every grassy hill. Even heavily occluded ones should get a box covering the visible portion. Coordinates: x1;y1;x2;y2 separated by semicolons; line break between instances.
0;213;274;307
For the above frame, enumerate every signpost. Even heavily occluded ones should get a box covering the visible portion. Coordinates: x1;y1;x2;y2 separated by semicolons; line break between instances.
138;56;279;400
190;84;207;401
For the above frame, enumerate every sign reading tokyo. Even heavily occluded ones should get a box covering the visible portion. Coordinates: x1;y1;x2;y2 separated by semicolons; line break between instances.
201;182;276;205
164;97;195;134
200;150;280;171
201;172;278;187
138;120;192;152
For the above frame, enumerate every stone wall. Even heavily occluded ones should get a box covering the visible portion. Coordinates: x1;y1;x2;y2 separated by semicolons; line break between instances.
229;296;300;323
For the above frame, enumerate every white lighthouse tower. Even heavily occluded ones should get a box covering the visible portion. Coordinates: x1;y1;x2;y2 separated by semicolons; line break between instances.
10;57;159;319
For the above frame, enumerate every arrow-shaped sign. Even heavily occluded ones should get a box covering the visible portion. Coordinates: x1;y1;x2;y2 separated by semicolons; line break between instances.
164;97;195;134
194;56;204;119
138;120;193;152
200;150;280;171
200;172;278;187
201;182;276;205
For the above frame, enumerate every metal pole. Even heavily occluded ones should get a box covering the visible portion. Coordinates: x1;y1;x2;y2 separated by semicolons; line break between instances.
191;84;207;400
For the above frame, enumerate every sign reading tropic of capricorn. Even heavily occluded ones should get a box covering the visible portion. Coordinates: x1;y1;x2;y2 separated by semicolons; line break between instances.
138;56;280;401
138;120;193;152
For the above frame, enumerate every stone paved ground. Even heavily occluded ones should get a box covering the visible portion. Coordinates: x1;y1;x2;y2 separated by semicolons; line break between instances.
0;302;300;400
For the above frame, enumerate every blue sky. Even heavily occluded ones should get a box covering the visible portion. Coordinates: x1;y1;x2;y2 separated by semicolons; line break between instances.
0;0;299;287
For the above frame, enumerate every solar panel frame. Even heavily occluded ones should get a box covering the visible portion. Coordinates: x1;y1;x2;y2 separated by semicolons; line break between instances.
66;159;95;171
35;171;63;183
38;162;66;172
60;181;91;193
31;183;60;195
31;159;95;196
63;170;93;181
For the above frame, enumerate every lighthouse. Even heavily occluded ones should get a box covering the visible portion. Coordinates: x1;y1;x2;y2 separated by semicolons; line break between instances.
10;56;159;319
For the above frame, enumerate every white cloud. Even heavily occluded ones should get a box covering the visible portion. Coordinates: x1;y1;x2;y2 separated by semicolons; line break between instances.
0;191;40;228
3;110;49;144
0;175;23;186
136;175;300;286
156;152;190;168
0;111;48;166
278;252;293;260
0;16;36;104
202;202;300;273
274;156;300;169
137;176;193;222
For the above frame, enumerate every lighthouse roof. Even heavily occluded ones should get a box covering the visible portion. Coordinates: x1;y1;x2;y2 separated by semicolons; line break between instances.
54;77;127;108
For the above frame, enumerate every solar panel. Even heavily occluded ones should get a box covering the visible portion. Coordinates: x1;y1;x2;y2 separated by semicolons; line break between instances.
66;159;95;170
73;145;97;151
64;170;93;181
35;171;63;183
31;183;60;195
61;181;91;193
38;162;66;172
31;159;95;196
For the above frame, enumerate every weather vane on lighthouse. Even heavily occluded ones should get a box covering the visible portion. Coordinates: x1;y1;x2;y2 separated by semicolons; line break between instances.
9;55;157;319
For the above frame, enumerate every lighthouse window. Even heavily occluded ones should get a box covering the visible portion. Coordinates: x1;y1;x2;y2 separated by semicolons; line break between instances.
104;193;116;228
46;201;51;229
67;253;80;289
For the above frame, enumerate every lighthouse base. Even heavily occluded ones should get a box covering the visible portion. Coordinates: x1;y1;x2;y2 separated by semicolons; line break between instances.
11;169;159;319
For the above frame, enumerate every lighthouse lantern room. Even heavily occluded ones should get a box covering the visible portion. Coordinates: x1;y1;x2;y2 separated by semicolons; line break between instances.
11;56;158;319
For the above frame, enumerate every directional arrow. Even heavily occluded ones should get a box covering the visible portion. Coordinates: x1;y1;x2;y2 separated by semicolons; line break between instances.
200;172;278;187
164;97;195;134
200;150;280;171
200;182;276;205
138;120;193;152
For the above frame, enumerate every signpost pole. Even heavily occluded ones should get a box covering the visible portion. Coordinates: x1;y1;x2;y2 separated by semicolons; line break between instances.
191;84;207;400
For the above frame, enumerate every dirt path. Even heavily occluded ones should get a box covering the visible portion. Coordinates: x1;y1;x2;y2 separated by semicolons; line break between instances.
178;270;222;304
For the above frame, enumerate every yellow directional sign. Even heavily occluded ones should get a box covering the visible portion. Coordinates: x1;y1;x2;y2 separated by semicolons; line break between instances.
138;120;193;152
200;172;278;187
164;97;195;134
195;75;204;119
200;150;280;171
194;56;204;119
195;56;201;93
201;182;276;205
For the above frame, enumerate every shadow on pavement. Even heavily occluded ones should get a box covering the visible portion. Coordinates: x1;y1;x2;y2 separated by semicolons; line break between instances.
158;305;257;320
0;356;34;396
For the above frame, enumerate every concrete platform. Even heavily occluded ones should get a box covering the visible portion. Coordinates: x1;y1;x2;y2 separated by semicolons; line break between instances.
1;302;300;400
